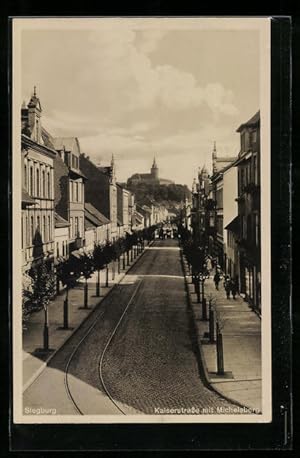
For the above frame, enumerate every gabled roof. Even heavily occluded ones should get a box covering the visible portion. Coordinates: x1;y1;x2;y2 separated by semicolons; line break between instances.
41;128;56;149
236;110;260;132
85;202;111;226
53;137;81;155
55;212;70;228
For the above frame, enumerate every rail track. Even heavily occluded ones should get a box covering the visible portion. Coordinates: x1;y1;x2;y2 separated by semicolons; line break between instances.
64;279;143;415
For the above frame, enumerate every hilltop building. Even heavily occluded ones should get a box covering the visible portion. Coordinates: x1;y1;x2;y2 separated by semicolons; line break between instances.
127;157;174;187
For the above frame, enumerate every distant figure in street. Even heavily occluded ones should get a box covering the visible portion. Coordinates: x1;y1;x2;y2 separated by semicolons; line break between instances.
213;271;221;290
230;277;238;300
206;257;212;272
224;275;231;299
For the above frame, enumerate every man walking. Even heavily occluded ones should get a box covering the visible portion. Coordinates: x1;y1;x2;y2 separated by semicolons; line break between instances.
213;271;221;290
224;275;231;299
230;276;238;300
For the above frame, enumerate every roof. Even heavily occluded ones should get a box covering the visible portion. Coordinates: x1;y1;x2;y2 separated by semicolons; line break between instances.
22;188;35;205
134;211;144;223
236;110;260;132
53;137;81;154
41;128;56;149
85;211;101;228
55;212;70;228
225;216;240;234
85;202;111;226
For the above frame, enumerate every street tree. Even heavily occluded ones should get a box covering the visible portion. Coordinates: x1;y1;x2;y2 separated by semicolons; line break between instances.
77;252;94;309
93;244;106;297
29;261;56;351
56;258;79;328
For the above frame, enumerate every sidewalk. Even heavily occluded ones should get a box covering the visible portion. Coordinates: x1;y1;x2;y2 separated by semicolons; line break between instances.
182;256;262;413
23;244;150;392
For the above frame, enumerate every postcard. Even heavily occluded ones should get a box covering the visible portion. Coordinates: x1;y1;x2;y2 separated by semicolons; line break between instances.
12;17;271;424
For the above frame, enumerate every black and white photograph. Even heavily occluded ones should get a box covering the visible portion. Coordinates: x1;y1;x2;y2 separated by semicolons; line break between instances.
12;17;271;423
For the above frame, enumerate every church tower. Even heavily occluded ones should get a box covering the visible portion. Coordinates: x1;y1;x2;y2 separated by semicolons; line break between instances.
151;156;159;180
212;141;217;174
27;86;42;143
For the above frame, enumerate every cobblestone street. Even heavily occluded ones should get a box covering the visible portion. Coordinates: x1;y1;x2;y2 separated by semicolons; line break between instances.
23;239;241;415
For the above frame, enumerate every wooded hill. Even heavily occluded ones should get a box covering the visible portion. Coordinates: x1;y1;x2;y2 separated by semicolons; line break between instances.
126;182;191;207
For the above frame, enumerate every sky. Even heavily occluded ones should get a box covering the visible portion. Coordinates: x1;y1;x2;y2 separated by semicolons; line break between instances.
20;19;261;187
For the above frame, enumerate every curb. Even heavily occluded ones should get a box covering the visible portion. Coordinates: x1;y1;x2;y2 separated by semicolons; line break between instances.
23;241;154;394
179;247;260;412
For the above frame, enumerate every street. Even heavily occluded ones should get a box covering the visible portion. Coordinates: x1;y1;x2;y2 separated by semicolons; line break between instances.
23;239;237;415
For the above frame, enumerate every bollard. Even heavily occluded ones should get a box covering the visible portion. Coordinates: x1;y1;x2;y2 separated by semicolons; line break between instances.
195;278;200;303
201;297;208;321
209;306;215;343
216;322;225;375
96;270;100;297
84;282;88;308
106;265;109;287
43;307;49;350
63;297;69;329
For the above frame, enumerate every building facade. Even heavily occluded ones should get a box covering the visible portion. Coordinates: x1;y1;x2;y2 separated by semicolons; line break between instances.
52;136;86;255
80;155;118;240
21;90;56;273
117;184;130;236
210;144;237;268
235;111;261;312
223;165;238;277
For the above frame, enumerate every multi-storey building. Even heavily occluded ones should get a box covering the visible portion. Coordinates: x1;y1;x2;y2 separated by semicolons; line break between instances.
117;184;130;236
209;144;237;268
223;164;238;277
235;111;261;311
80;155;118;240
84;202;111;250
51;135;86;255
21;89;56;273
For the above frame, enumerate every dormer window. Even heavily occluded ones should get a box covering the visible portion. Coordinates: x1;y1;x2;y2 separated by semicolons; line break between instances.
36;119;39;142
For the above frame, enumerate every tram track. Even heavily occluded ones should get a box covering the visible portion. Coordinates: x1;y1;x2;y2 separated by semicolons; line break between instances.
64;279;143;415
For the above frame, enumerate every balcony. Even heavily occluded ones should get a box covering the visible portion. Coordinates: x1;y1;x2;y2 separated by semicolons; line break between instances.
70;236;84;252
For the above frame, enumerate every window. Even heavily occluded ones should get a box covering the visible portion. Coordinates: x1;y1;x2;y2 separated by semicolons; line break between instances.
47;171;51;198
30;216;34;244
253;155;258;185
42;170;45;197
70;181;73;202
56;242;59;257
26;216;29;245
30;166;34;195
36;119;39;141
43;215;46;241
37;215;40;233
78;182;81;202
255;213;259;246
48;215;51;241
75;182;79;202
36;168;40;197
24;164;27;189
74;217;79;238
241;132;246;152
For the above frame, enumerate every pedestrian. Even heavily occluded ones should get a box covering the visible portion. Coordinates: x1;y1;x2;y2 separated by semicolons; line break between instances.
224;275;231;299
231;276;238;300
213;271;220;290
